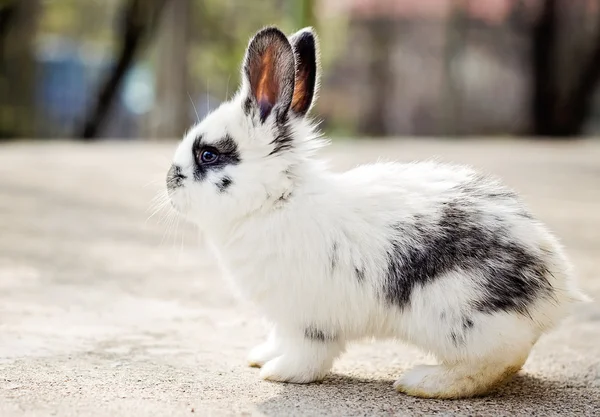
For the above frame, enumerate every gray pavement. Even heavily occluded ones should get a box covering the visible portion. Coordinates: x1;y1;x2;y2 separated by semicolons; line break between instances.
0;139;599;416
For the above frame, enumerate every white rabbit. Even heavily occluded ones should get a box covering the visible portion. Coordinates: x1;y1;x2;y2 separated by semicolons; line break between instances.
166;26;587;399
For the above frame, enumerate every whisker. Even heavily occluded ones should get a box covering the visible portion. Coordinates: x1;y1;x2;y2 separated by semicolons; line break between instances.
148;190;169;203
146;189;175;228
188;91;200;122
157;204;176;226
146;202;169;224
206;78;210;111
148;190;169;205
179;220;185;257
225;75;232;100
143;178;165;188
146;206;170;227
173;214;181;252
160;209;177;247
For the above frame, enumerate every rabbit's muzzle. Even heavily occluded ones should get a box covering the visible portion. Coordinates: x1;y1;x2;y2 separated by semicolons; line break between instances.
166;164;186;193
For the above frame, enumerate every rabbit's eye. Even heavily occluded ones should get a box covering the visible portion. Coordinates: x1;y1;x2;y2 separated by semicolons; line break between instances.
199;149;220;164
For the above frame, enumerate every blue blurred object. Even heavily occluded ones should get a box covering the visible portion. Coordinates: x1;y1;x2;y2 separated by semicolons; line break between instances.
34;36;141;138
122;64;155;116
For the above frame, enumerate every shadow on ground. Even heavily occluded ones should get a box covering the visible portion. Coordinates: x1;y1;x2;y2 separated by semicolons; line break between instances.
256;373;598;416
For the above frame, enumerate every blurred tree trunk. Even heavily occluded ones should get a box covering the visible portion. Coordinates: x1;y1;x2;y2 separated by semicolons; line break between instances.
558;8;600;135
149;0;191;139
289;0;315;29
442;1;468;136
531;0;600;136
360;18;394;137
0;2;17;43
81;0;168;140
0;0;40;139
531;0;559;136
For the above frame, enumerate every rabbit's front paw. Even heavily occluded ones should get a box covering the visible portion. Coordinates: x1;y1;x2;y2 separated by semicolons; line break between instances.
258;339;344;384
259;354;327;384
248;340;280;368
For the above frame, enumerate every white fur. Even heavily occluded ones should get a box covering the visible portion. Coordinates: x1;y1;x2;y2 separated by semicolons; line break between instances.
167;27;586;399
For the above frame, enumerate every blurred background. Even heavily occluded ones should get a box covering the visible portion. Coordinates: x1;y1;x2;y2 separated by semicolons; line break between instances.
2;0;600;140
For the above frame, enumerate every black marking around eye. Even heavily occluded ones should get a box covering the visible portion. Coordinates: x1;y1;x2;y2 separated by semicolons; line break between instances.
192;134;241;181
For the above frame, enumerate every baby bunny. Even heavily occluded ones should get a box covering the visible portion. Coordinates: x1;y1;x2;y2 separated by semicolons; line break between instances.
166;26;586;399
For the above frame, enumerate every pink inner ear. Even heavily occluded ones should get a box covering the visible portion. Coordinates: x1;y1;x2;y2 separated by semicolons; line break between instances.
247;37;293;122
292;68;308;112
251;46;279;121
255;47;278;104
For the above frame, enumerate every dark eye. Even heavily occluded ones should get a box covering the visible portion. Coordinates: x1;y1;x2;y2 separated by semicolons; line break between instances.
199;149;220;164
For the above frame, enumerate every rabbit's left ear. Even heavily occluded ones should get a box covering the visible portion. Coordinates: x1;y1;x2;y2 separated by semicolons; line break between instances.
242;27;296;124
289;28;319;116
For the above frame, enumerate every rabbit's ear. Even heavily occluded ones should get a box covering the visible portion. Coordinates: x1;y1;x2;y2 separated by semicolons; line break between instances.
242;27;296;124
289;28;319;116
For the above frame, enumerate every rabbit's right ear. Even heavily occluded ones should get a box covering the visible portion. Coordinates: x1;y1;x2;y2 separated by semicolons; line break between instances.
242;27;296;124
289;28;319;116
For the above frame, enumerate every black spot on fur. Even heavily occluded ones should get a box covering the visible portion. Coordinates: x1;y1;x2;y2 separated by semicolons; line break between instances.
463;317;474;330
216;176;232;193
166;164;186;192
455;176;519;200
243;97;253;117
277;191;292;203
275;107;289;126
355;266;365;282
330;242;338;270
450;318;475;347
457;178;536;219
269;122;294;155
192;134;241;181
384;199;553;316
305;327;335;342
518;210;534;219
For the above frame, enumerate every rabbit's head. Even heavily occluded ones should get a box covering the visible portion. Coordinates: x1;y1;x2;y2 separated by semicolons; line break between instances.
167;26;323;230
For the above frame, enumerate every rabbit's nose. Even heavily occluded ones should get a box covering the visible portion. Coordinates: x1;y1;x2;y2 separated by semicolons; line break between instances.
167;164;187;190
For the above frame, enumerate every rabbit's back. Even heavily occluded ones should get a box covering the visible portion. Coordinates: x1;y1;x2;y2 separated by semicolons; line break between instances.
333;160;576;326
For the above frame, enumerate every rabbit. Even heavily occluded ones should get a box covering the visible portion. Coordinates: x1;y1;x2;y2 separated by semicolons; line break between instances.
166;26;588;399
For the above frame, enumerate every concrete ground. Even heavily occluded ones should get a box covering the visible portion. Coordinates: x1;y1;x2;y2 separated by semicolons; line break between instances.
0;139;599;417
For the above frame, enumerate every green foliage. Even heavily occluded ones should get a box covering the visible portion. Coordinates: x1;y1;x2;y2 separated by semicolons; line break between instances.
187;0;290;101
38;0;122;49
